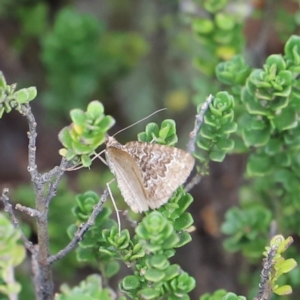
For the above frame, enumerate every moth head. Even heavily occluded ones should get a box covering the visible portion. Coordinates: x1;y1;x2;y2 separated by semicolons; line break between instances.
106;135;121;149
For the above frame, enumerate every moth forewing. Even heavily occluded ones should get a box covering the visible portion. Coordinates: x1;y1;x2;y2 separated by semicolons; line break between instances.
105;146;149;213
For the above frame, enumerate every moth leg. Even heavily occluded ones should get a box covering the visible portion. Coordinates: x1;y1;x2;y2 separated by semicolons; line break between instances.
106;179;122;235
63;163;82;172
62;149;107;172
150;137;157;144
92;149;108;165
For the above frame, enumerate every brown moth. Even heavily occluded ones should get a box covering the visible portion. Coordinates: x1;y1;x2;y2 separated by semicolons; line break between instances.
105;135;195;213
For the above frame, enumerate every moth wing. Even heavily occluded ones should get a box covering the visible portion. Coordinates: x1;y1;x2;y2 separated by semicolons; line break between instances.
123;142;195;210
106;147;150;213
144;146;195;210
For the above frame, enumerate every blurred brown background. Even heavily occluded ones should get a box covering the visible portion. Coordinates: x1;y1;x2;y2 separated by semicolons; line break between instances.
0;0;294;299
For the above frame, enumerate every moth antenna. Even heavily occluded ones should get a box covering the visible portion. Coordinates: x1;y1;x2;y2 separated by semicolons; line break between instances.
112;108;167;137
107;180;122;235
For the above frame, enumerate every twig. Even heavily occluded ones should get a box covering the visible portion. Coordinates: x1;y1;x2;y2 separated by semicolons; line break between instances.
185;95;213;191
15;203;41;218
254;244;277;300
47;187;109;264
187;94;213;154
0;188;37;255
45;158;72;205
21;104;54;300
31;245;42;300
184;173;202;192
21;104;39;181
249;0;275;66
122;210;138;228
5;265;18;300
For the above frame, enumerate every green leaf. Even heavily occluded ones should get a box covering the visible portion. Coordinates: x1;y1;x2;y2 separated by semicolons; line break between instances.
81;154;91;167
65;149;76;161
273;285;293;295
274;152;290;167
192;18;214;34
284;35;300;68
170;272;196;294
274;169;298;191
137;132;148;142
175;231;192;248
242;88;268;115
203;0;227;12
121;275;140;290
264;138;282;155
149;255;170;270
277;258;297;273
197;136;212;151
70;109;86;126
130;244;145;260
76;247;94;261
0;72;7;89
222;292;247;300
144;268;165;282
209;148;226;162
247;153;273;176
145;123;159;139
266;54;286;71
138;288;161;300
27;87;37;101
164;264;181;281
216;55;251;86
242;126;271;147
272;106;298;131
98;115;115;132
58;127;73;148
14;88;29;104
215;138;234;151
161;232;180;249
105;260;120;278
174;213;194;230
215;13;235;30
200;290;228;300
87;100;104;118
161;119;176;133
175;192;194;215
0;107;5;118
72;141;91;154
10;244;26;266
222;122;237;134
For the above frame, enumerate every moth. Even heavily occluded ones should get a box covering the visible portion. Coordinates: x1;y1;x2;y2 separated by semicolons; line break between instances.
105;135;195;213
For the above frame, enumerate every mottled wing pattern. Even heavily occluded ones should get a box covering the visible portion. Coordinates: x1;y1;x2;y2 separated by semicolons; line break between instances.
105;146;149;213
105;136;195;212
123;141;195;210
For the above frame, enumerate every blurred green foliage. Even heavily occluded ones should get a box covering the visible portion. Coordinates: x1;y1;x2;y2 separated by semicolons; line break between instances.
0;72;37;118
41;7;149;120
0;213;25;299
54;274;113;300
195;92;237;163
12;178;77;299
200;291;246;300
216;33;300;298
59;100;115;167
1;0;300;299
189;1;300;299
16;2;48;38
